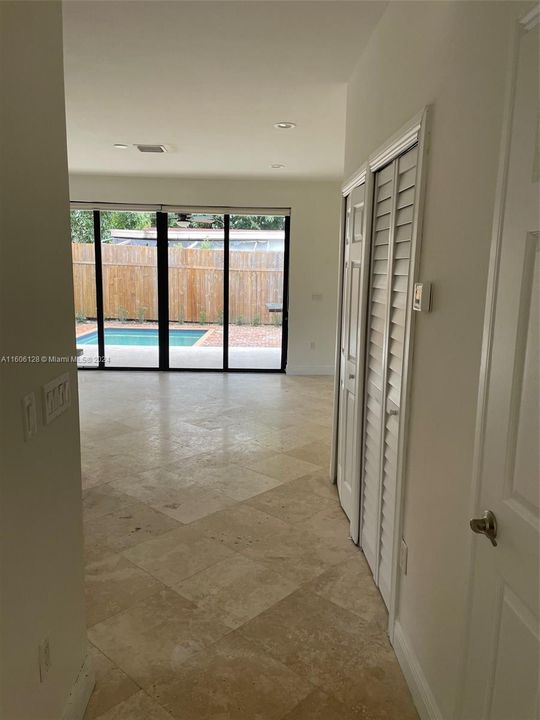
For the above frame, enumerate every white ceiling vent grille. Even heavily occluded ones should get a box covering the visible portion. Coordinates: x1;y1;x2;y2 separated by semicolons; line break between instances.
135;144;167;153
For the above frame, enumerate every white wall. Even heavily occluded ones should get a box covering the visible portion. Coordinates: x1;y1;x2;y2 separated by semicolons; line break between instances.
0;3;90;718
344;2;527;718
69;175;342;374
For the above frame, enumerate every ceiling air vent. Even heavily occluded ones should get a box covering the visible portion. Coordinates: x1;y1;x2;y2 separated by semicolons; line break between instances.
135;144;167;153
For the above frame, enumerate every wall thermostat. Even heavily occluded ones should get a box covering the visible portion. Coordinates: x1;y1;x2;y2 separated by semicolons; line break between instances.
413;282;432;312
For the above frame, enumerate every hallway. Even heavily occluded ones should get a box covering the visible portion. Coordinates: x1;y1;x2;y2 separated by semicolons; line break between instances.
80;373;417;719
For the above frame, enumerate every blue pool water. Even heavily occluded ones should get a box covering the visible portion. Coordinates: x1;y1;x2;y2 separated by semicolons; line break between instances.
77;328;206;347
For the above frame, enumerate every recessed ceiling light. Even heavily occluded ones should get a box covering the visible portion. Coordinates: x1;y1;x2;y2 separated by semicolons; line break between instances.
113;143;128;149
271;163;285;169
273;122;296;130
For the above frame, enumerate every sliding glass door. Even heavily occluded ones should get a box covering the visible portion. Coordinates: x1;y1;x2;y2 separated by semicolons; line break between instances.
228;215;286;370
71;207;289;372
168;213;225;369
71;209;99;368
100;211;158;368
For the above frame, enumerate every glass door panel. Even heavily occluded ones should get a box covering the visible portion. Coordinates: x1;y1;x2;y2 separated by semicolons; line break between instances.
71;210;98;368
228;215;285;370
168;213;224;369
100;211;158;368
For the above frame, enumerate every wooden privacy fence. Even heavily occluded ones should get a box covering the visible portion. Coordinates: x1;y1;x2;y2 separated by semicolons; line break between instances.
72;243;284;324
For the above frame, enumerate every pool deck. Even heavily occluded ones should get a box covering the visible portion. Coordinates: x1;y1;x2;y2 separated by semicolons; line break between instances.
77;345;281;369
76;321;283;369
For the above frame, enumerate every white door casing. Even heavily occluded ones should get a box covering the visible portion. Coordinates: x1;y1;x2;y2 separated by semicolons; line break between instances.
460;9;539;720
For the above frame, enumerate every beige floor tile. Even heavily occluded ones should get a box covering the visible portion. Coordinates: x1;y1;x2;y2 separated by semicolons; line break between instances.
84;500;181;564
296;505;353;548
240;588;416;716
257;427;324;453
165;441;275;473
173;553;299;629
89;589;231;689
85;554;165;627
156;486;237;524
305;556;388;631
190;503;290;551
291;471;340;501
90;690;174;720
150;632;312;720
285;440;331;467
81;454;138;491
245;479;337;524
109;469;237;524
238;524;349;584
205;463;284;501
243;453;321;482
79;373;416;720
83;486;134;522
83;644;139;720
122;526;236;586
280;689;357;720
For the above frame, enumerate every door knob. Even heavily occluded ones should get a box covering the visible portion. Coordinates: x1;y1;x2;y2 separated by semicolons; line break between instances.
470;510;498;547
349;373;355;380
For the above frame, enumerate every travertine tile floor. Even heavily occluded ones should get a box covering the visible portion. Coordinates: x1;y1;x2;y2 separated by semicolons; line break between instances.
78;372;417;720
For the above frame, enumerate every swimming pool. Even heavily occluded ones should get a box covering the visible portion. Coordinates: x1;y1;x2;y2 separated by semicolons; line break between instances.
77;328;206;347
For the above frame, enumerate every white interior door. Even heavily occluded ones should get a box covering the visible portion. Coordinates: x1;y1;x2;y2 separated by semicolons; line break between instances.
337;183;367;539
461;14;539;719
360;145;418;607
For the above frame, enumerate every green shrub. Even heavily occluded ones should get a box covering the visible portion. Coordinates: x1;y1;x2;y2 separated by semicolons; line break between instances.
252;315;260;326
137;306;147;323
117;306;128;322
199;310;207;324
236;315;244;326
75;312;87;323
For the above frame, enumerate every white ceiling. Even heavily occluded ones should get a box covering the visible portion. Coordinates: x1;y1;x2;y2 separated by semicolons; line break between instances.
63;1;386;179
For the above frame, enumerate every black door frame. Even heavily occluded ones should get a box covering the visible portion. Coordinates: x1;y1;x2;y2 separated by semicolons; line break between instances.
77;208;290;373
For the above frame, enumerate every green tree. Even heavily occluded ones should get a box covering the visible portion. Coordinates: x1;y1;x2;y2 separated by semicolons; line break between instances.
70;210;94;243
70;210;154;243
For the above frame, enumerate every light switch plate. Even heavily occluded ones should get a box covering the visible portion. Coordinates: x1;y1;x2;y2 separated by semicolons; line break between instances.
42;373;71;425
413;281;432;312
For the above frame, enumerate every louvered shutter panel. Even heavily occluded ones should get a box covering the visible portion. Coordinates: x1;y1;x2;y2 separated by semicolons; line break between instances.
360;144;418;606
378;145;418;605
360;161;394;574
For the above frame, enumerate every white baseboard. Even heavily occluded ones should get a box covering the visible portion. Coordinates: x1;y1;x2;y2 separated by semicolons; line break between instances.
393;622;444;720
61;652;95;720
286;365;334;376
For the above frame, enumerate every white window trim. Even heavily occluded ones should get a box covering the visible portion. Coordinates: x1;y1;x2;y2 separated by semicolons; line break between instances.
70;202;291;216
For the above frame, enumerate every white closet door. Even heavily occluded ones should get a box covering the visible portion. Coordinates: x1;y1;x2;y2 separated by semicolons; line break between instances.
378;145;417;605
360;161;394;573
337;183;367;538
360;145;418;606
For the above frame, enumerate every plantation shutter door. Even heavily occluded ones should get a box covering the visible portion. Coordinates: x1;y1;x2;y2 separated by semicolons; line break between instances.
360;161;394;574
360;144;418;606
378;144;418;606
